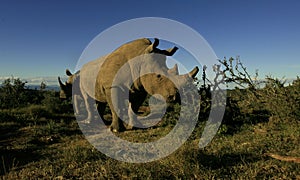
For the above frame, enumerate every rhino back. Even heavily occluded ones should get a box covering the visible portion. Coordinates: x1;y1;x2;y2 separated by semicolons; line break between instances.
111;38;151;60
80;56;106;101
97;38;152;91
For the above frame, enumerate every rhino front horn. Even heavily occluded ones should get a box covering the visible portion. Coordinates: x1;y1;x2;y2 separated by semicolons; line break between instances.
188;66;199;78
58;77;65;87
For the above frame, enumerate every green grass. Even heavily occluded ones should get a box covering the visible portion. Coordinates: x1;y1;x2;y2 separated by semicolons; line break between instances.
0;107;299;179
1;60;299;178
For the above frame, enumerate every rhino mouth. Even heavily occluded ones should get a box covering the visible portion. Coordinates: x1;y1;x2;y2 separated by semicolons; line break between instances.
165;94;175;103
59;91;68;99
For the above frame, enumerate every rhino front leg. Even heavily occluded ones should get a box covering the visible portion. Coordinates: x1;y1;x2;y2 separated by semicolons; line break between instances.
127;102;136;130
81;91;95;123
107;87;126;132
72;93;90;122
73;94;80;116
128;101;147;129
96;101;111;125
127;92;147;129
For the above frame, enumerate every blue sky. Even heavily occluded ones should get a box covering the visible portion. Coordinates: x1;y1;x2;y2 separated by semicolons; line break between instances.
0;0;299;80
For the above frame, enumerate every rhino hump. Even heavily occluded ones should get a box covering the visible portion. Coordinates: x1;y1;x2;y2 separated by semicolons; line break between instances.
79;38;172;102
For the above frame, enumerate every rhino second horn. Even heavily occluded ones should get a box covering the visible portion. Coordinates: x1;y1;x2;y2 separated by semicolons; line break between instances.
188;66;199;78
168;64;179;75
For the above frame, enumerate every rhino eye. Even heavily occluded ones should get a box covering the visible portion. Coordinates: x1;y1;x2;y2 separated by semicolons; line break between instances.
156;74;161;78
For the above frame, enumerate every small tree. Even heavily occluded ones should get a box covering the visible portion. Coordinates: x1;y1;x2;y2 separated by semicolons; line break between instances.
40;81;47;91
0;77;27;109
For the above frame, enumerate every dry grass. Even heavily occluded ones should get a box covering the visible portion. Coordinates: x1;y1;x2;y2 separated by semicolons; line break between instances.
0;108;299;179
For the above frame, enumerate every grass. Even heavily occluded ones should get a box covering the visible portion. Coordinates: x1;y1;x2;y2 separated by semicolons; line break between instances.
1;60;299;178
0;107;299;179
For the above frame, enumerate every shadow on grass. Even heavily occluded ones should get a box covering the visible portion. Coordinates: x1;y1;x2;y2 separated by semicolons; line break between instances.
0;125;44;176
0;149;41;176
196;151;260;170
0;114;83;176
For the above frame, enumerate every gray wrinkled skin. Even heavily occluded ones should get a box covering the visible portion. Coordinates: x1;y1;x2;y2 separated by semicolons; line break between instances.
59;38;199;132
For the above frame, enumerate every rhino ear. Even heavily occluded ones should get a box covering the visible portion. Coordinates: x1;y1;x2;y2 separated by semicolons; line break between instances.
152;38;159;48
188;66;199;78
164;47;178;56
146;38;160;53
168;64;179;75
66;69;72;76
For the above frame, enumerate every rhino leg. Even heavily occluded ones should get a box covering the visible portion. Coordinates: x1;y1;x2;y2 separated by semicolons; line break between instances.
127;102;136;130
81;91;96;123
107;87;126;132
127;102;145;129
96;101;110;125
73;94;81;115
127;92;148;129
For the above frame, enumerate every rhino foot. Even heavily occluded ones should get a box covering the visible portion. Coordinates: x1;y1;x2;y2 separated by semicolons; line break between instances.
125;124;134;130
109;122;127;132
75;115;91;124
82;119;91;124
79;116;94;124
125;120;146;130
109;126;120;132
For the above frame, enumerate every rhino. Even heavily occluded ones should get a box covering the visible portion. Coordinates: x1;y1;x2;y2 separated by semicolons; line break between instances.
59;38;199;132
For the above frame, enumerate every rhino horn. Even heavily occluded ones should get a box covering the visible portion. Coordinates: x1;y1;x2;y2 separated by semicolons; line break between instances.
188;66;199;78
58;76;65;87
66;69;73;76
168;64;179;75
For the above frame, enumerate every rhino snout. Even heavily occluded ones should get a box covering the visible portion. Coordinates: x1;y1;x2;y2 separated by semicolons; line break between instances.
167;94;176;101
166;91;179;102
59;91;67;99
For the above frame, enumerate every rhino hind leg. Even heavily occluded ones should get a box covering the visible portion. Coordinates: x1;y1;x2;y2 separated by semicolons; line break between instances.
96;101;111;126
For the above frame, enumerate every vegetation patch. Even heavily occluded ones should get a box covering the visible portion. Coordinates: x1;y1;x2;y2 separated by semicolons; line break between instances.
0;58;299;179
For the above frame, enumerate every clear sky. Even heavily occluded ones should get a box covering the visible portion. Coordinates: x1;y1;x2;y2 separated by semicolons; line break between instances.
1;0;299;80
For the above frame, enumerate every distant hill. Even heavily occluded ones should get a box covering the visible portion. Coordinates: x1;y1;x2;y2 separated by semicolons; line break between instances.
26;85;60;91
0;76;66;91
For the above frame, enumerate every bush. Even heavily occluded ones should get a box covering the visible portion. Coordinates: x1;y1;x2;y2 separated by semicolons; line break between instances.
0;78;27;109
42;91;73;114
0;76;74;118
258;77;300;122
199;57;299;134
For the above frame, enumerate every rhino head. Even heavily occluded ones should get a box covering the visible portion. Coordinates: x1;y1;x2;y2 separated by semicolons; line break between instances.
58;69;78;99
138;63;198;103
128;38;199;104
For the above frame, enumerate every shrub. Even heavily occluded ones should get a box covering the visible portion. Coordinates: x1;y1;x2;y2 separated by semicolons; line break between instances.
42;91;73;114
199;57;299;134
0;78;28;109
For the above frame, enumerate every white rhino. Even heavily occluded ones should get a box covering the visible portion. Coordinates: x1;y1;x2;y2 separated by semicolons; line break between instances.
59;38;198;132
